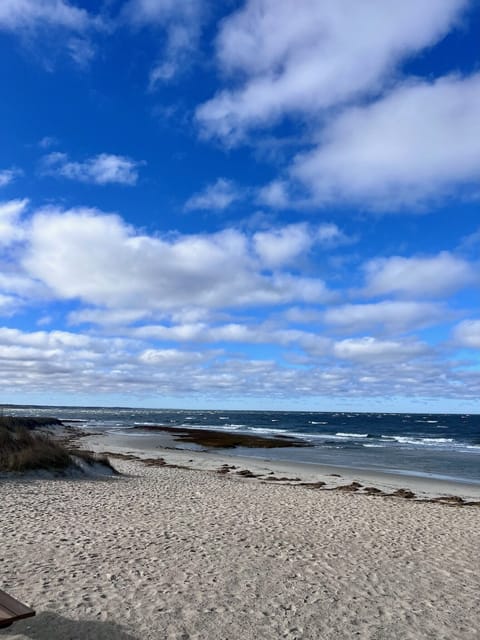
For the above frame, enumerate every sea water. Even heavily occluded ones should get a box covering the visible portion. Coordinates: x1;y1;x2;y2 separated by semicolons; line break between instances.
4;405;480;483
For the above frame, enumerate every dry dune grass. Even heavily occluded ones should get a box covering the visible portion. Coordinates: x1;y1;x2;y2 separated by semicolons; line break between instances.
0;416;114;473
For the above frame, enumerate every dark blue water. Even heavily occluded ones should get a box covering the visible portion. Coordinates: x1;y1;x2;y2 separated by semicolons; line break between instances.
4;405;480;483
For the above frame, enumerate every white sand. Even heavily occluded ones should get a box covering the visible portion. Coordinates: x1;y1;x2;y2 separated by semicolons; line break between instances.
1;459;479;640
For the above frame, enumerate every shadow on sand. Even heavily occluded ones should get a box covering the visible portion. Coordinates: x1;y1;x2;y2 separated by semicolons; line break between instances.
0;611;138;640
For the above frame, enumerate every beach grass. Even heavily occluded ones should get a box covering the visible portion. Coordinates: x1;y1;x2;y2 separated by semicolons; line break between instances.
0;416;114;473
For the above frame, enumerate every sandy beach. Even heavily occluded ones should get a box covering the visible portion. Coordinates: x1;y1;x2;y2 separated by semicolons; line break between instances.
1;454;479;640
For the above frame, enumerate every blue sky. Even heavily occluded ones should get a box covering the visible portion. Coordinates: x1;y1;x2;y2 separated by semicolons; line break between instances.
1;0;480;411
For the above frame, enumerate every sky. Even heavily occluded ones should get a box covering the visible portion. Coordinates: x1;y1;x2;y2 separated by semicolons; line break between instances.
0;0;480;412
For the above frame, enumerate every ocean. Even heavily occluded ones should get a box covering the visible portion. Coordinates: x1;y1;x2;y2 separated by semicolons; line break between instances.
4;405;480;484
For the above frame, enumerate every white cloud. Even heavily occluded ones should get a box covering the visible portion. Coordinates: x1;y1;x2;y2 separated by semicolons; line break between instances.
0;199;28;246
68;308;151;327
0;0;91;31
363;252;475;298
0;168;22;188
257;180;291;209
293;74;480;207
324;301;447;333
148;24;196;87
0;323;476;403
315;224;350;246
333;336;428;362
0;0;99;66
122;0;200;26
139;348;211;366
0;294;21;316
197;0;466;142
253;222;350;268
0;271;48;299
453;320;480;348
42;152;141;185
133;322;332;355
253;223;312;268
22;207;332;315
0;327;91;349
122;0;205;87
131;321;429;367
184;178;240;211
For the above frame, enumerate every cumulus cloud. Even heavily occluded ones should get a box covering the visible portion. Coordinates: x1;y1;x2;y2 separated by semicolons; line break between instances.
253;224;312;268
133;321;431;366
122;0;206;86
333;336;428;362
196;0;466;142
0;322;476;403
139;348;213;366
68;308;152;327
363;252;475;298
21;207;332;315
0;196;475;403
453;320;480;348
257;180;291;209
132;322;333;357
41;152;141;185
0;294;21;316
0;199;28;246
185;178;240;211
253;223;350;268
293;74;480;207
0;327;145;392
324;301;447;333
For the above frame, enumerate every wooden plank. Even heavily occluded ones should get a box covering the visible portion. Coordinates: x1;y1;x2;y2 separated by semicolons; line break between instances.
0;590;35;628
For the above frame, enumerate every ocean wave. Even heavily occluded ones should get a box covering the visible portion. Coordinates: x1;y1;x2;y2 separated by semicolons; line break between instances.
309;421;328;425
384;436;454;446
336;432;369;438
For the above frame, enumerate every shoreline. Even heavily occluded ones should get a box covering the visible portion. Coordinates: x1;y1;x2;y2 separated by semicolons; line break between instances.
78;428;480;502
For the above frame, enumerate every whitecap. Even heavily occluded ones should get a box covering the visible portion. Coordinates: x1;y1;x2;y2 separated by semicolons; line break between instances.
336;432;369;438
